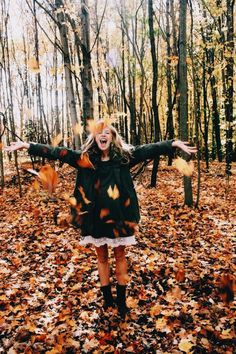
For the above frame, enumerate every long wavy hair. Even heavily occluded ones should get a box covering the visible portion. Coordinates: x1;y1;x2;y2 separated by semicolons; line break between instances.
81;119;133;162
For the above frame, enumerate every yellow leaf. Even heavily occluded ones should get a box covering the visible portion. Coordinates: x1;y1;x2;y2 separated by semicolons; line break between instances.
174;157;194;177
73;122;83;135
68;197;77;207
155;317;168;331
107;184;120;200
28;57;40;73
178;339;194;353
52;133;63;147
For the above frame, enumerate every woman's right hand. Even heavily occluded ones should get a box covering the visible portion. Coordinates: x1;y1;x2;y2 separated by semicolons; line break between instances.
4;141;30;152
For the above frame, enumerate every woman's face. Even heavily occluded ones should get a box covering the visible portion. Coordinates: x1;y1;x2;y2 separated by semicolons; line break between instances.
95;126;113;153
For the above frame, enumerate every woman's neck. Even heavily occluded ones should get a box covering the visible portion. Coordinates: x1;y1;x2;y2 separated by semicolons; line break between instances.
101;150;110;161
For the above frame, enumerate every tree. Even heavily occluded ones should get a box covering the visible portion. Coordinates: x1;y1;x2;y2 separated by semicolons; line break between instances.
179;0;193;206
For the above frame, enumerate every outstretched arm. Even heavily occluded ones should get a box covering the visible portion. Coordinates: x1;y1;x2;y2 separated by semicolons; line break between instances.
5;141;82;168
130;140;197;167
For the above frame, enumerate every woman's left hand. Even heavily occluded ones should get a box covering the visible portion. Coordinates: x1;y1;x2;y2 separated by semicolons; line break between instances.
172;140;197;155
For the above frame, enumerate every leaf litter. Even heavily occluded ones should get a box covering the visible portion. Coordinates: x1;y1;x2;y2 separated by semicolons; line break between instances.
0;159;235;353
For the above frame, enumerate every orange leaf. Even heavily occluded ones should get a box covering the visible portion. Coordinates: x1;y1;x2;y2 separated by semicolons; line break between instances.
113;228;120;238
107;184;120;200
77;153;94;169
39;164;58;193
100;208;110;219
124;198;131;207
175;268;186;282
78;186;91;204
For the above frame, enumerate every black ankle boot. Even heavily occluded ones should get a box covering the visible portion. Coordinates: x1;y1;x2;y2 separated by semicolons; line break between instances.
101;285;114;309
116;284;129;318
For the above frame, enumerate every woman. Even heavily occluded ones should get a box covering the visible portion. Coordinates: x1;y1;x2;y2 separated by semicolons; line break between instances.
5;119;196;318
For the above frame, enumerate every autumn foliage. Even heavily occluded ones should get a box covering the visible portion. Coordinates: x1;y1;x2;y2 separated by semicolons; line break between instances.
0;160;235;353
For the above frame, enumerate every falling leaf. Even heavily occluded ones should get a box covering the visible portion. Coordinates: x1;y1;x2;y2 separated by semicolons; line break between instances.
28;57;40;73
124;198;131;207
107;184;120;200
68;197;77;207
32;179;40;191
52;133;63;147
87;119;99;135
100;208;110;219
94;179;101;191
113;228;120;238
78;186;91;204
73;122;83;135
77;153;94;169
178;339;194;353
38;164;58;193
174;157;194;177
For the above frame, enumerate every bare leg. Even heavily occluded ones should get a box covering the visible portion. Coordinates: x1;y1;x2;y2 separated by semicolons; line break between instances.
95;244;110;286
114;245;128;285
114;245;129;317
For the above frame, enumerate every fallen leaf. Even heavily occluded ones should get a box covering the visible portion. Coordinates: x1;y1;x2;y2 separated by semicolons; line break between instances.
178;339;194;353
174;157;194;177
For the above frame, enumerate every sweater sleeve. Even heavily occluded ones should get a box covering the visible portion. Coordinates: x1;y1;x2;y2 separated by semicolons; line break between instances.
129;140;175;167
28;143;82;168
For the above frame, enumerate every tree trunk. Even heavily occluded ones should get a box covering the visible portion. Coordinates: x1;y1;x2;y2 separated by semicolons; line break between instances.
179;0;193;206
225;0;235;175
55;0;80;149
148;0;161;187
80;0;94;123
165;0;174;166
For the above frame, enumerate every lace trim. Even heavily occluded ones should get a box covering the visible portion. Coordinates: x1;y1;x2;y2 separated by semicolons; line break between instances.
79;235;137;247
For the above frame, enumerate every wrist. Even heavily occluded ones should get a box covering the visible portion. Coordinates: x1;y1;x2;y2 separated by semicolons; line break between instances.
24;142;30;149
172;140;179;148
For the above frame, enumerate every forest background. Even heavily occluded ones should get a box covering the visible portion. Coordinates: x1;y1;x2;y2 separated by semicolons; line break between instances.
0;0;235;353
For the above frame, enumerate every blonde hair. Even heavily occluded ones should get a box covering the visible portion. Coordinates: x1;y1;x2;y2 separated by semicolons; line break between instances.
81;119;133;162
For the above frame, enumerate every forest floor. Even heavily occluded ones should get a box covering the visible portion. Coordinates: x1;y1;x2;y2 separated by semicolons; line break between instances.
0;157;235;354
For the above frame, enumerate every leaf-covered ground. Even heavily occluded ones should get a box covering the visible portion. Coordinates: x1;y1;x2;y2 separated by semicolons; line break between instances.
0;159;235;354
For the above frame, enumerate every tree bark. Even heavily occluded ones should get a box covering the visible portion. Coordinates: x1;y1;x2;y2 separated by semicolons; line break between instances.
179;0;193;206
80;0;94;123
148;0;161;187
55;0;80;149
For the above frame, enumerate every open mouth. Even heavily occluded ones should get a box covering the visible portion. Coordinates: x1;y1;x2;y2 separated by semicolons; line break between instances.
99;138;108;148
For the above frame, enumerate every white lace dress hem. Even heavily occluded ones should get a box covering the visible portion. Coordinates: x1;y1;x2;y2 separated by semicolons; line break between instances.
79;235;137;247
